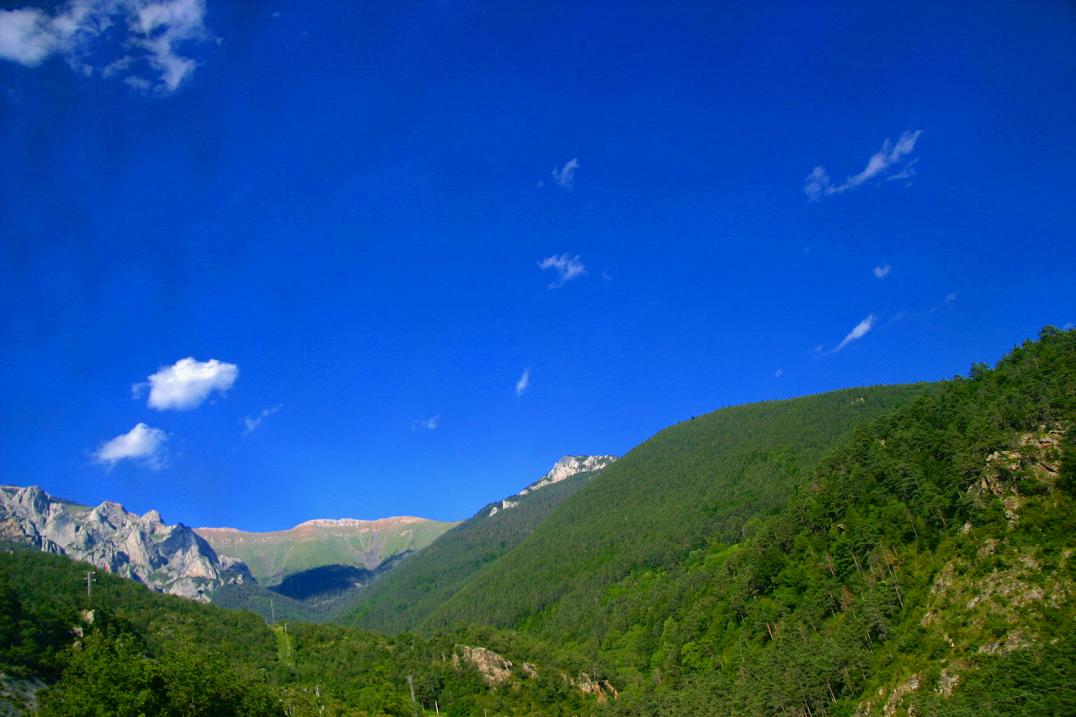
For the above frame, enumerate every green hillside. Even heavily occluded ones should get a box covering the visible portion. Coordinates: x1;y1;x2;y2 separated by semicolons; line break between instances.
4;329;1072;717
0;548;609;716
593;326;1076;715
196;517;457;585
418;382;933;639
350;465;608;633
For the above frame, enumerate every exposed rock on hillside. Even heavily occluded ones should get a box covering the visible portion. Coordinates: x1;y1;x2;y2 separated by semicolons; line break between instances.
489;455;616;516
0;485;250;601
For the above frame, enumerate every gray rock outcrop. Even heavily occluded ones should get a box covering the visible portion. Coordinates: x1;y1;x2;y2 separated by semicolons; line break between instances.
0;485;251;601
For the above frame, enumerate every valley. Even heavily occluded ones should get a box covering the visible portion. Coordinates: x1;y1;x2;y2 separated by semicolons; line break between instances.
1;328;1073;715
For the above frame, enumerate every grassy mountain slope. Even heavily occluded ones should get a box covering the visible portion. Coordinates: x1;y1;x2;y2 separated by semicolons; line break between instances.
350;465;608;633
419;383;932;640
595;328;1075;715
0;547;609;716
195;517;456;585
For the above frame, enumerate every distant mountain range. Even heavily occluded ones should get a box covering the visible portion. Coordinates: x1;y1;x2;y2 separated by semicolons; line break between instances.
0;455;618;614
194;515;456;586
1;329;1072;716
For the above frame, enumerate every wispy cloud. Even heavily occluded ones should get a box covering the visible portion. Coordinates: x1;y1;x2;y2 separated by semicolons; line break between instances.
928;291;959;314
551;158;580;188
832;314;877;353
805;130;923;200
538;253;586;289
94;422;167;470
0;0;209;94
411;415;439;431
135;357;239;411
515;368;530;397
774;368;784;379
243;404;282;435
873;264;892;279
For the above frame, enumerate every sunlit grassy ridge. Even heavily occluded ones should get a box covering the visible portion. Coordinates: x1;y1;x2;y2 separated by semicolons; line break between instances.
196;518;457;585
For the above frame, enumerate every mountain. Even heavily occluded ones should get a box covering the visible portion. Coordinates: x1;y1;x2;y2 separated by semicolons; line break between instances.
194;515;457;586
412;383;933;637
3;329;1071;716
586;326;1075;715
0;485;250;602
349;455;617;632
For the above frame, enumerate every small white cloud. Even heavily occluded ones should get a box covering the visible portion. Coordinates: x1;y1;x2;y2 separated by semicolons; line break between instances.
0;0;208;94
551;158;580;188
944;291;958;303
833;314;877;353
411;415;439;431
243;404;282;435
94;423;167;469
139;357;239;411
805;130;923;200
774;368;784;379
873;264;892;279
515;368;530;397
538;253;586;289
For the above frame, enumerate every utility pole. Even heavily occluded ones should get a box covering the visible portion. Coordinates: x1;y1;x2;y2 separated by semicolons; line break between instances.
270;598;275;624
85;571;96;604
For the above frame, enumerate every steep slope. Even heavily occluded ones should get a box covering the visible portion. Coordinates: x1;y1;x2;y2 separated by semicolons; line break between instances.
349;455;616;632
0;485;250;601
195;515;456;586
420;383;933;638
596;327;1076;715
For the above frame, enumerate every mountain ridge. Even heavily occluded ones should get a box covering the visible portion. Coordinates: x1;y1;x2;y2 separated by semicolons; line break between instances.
0;484;251;602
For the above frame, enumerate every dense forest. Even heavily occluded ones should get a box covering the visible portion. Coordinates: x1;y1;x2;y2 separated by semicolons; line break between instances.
2;328;1073;715
0;548;607;715
410;383;932;635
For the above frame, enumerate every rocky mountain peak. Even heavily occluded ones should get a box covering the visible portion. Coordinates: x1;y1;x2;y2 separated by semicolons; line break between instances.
488;455;617;517
0;484;251;602
519;455;617;496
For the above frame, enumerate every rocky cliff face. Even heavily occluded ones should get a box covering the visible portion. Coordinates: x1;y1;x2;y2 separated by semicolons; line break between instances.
0;485;251;602
488;455;616;516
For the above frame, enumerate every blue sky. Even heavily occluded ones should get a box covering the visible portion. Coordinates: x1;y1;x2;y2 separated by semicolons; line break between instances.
1;1;1074;530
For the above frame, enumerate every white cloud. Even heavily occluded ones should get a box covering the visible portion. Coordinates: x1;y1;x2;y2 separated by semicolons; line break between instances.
0;0;208;94
243;404;282;435
137;357;238;410
833;314;877;353
805;130;923;200
774;368;784;379
538;253;586;289
551;158;580;188
411;415;439;431
515;368;530;397
94;422;167;469
873;264;892;279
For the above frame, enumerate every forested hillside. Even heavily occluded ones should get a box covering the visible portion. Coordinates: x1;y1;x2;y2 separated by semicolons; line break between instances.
2;330;1071;717
416;383;931;637
0;548;607;716
350;463;608;633
544;328;1073;715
